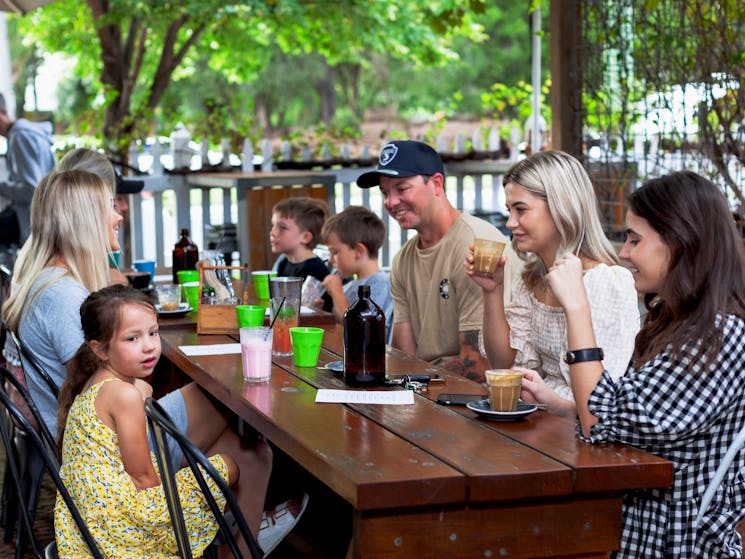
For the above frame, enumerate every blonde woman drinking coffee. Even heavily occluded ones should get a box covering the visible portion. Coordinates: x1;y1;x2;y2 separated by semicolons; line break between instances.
467;150;639;417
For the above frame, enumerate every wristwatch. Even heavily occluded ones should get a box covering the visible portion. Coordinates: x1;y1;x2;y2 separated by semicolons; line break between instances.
564;347;604;364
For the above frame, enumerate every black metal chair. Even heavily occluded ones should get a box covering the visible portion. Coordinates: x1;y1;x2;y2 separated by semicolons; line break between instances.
0;331;60;556
10;330;60;400
144;397;264;559
0;366;103;558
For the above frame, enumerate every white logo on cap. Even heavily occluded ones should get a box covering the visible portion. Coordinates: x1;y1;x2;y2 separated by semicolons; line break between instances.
379;144;398;166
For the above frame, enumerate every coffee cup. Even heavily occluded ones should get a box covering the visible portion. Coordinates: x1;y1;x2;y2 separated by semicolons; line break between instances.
155;284;182;311
485;369;524;412
472;239;506;276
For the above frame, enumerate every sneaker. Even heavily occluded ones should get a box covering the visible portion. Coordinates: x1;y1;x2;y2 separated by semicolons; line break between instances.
257;493;309;556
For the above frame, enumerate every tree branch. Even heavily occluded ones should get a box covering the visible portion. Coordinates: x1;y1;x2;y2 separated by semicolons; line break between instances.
146;17;206;110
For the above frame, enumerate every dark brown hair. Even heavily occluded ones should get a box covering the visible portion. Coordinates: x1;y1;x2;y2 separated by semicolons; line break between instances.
321;206;386;259
630;171;745;368
273;197;329;249
57;285;156;449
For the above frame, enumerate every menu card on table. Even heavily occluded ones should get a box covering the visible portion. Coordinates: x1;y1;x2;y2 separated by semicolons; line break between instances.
315;389;414;405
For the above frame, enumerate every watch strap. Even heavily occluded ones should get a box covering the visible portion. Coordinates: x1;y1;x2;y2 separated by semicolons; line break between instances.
564;347;604;364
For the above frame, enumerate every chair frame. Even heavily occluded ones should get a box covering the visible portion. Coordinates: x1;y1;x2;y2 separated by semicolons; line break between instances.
0;366;103;559
9;330;60;400
0;364;59;558
144;397;263;559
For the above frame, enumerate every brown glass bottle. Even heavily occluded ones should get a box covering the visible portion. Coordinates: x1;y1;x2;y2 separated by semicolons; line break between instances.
172;228;199;283
343;285;386;387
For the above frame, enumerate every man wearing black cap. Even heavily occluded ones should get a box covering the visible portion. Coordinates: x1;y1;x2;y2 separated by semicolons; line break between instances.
357;140;515;382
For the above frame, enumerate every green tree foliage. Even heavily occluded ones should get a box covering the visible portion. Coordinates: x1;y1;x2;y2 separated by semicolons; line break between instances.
14;0;487;155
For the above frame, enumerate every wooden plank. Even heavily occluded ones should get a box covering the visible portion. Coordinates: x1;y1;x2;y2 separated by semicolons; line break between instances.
355;496;622;558
311;323;672;498
272;343;574;503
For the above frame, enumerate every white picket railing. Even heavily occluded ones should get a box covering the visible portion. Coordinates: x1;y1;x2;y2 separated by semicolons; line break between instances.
120;137;517;272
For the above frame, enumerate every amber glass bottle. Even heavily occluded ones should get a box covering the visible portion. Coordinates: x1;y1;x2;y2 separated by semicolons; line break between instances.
343;285;386;387
172;228;199;283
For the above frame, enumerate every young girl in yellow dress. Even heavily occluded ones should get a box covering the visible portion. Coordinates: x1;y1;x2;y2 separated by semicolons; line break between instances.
54;284;236;558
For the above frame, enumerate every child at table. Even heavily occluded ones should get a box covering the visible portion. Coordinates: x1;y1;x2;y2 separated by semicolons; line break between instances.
54;285;301;558
544;171;745;557
271;196;329;282
320;206;393;341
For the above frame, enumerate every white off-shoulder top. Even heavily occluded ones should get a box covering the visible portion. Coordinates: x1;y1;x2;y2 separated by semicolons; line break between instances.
502;264;640;401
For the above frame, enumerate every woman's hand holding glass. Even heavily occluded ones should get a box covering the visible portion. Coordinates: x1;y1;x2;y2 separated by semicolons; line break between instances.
465;244;507;292
518;367;576;418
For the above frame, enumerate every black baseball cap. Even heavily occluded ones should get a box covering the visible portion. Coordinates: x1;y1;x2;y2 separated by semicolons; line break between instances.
356;140;445;188
115;171;145;195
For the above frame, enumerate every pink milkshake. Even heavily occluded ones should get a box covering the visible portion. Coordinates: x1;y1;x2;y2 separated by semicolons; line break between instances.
240;327;273;382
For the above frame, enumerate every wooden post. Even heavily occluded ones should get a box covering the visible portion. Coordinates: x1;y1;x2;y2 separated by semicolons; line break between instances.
550;0;583;158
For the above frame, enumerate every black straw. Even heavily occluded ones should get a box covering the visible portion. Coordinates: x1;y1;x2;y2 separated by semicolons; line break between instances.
266;296;286;338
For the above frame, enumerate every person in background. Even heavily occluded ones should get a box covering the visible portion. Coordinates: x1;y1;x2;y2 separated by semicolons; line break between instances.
113;170;145;215
55;285;246;557
468;150;639;416
2;169;305;556
356;140;516;382
545;171;745;557
0;92;56;245
320;206;393;341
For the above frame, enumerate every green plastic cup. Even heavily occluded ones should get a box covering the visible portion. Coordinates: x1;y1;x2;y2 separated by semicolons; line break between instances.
176;270;200;284
289;327;324;367
182;281;200;311
252;270;277;300
236;305;266;328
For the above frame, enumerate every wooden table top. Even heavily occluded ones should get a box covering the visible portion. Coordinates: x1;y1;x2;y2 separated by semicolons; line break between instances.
157;322;673;513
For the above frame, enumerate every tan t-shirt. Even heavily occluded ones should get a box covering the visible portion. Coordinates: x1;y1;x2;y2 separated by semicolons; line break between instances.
390;213;516;363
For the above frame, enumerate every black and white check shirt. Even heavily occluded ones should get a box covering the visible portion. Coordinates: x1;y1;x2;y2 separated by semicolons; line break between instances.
583;314;745;558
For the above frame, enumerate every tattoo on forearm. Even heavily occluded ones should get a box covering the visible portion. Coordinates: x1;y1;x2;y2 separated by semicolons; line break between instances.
440;331;489;383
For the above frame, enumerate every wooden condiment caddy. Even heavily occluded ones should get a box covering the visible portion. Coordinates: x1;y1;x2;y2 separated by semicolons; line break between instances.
196;263;250;335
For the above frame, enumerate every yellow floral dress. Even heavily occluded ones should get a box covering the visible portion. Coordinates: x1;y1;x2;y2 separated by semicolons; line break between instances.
54;379;228;558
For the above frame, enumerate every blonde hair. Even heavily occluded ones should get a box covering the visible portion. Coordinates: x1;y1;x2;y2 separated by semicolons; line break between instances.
57;147;116;191
2;170;112;333
503;150;618;290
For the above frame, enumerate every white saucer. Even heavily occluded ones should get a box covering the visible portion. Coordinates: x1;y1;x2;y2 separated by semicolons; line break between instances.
466;399;538;421
322;360;343;372
155;303;192;317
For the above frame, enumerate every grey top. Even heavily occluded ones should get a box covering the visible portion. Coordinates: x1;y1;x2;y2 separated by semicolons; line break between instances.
344;271;394;343
18;267;88;437
0;118;55;241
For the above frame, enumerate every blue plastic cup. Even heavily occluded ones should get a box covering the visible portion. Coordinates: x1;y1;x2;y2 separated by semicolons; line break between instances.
132;259;156;277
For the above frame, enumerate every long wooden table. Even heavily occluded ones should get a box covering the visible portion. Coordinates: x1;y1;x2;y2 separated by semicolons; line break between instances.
156;317;672;558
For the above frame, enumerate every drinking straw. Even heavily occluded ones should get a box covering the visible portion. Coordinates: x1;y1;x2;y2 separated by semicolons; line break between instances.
266;296;286;340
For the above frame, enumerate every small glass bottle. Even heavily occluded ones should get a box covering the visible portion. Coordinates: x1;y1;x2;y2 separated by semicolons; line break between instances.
172;228;199;283
343;285;386;387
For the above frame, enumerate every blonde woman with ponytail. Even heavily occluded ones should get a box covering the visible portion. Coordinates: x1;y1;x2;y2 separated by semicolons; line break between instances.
467;151;640;417
2;169;117;434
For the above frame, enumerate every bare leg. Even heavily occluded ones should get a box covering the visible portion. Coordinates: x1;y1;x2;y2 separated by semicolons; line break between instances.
180;383;272;555
180;382;230;452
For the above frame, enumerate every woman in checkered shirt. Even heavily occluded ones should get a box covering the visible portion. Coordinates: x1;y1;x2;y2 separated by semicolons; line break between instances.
547;171;745;557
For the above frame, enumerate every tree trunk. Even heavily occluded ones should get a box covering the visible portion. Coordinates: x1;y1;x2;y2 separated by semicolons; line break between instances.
316;64;336;124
